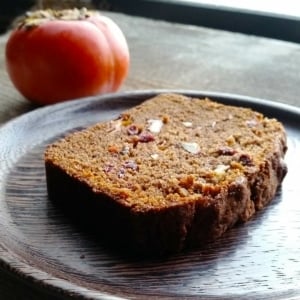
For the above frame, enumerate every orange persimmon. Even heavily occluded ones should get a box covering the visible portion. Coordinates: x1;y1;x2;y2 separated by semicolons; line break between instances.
5;8;130;105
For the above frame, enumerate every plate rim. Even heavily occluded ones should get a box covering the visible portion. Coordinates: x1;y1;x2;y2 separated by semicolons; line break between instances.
1;89;300;133
0;89;299;300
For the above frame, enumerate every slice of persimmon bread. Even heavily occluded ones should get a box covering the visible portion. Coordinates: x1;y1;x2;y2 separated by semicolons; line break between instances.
44;93;288;255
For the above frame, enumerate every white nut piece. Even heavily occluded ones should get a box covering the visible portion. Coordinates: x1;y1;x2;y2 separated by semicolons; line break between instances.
181;142;200;154
147;119;163;133
182;121;193;127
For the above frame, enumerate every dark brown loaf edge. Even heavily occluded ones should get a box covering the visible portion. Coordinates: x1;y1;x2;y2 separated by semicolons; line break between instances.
45;140;287;256
44;93;288;256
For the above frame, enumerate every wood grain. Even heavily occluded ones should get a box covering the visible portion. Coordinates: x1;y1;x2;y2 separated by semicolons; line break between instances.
1;11;300;128
1;8;300;299
0;91;299;299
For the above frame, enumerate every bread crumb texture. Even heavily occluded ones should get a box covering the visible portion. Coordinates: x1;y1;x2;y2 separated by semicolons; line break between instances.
45;93;287;253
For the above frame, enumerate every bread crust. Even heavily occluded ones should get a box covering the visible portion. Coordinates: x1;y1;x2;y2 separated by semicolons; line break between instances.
45;94;287;255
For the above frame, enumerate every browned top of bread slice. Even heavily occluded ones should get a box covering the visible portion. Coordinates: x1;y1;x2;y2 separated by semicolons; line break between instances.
45;93;287;215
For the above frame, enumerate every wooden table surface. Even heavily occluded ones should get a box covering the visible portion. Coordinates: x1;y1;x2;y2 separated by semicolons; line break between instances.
0;11;300;299
1;11;300;125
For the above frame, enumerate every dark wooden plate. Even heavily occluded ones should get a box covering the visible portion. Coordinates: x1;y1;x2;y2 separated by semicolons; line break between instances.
0;90;299;300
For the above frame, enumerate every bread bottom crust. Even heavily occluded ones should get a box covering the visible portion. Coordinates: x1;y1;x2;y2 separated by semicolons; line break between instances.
45;148;287;256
